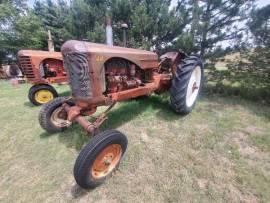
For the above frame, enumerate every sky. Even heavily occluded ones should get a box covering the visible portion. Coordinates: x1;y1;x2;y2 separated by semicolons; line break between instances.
170;0;269;8
257;0;270;7
28;0;270;8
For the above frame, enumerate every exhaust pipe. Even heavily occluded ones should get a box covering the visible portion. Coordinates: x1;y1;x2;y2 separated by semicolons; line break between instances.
47;30;55;52
121;23;128;47
106;17;113;46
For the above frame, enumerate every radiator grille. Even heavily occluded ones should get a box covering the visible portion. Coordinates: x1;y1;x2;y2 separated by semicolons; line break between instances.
18;56;35;79
63;53;92;99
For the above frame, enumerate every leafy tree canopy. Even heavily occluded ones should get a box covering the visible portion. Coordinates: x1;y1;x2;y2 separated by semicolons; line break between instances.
249;4;270;47
0;0;267;64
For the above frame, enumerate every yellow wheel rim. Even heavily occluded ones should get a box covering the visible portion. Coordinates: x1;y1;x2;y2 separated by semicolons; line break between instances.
35;90;54;104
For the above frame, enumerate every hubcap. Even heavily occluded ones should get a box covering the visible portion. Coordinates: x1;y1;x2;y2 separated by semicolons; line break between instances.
50;107;71;127
91;144;122;179
186;66;201;107
35;90;54;104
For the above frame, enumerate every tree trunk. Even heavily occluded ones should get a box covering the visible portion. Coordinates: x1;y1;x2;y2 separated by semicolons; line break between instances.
191;0;199;41
200;2;211;57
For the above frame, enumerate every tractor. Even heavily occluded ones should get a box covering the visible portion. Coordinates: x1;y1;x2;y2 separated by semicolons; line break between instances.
39;40;203;189
18;50;67;105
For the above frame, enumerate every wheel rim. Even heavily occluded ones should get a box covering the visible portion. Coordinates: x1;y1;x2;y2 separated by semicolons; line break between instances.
91;144;122;179
50;107;71;128
186;66;201;107
35;90;54;104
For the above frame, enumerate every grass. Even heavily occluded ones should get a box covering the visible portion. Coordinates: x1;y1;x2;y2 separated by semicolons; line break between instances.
0;80;270;202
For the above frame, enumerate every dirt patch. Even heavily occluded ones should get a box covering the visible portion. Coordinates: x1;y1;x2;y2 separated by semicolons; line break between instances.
196;178;209;189
244;126;265;135
225;184;258;203
140;131;150;142
232;132;254;157
232;131;268;161
195;123;212;133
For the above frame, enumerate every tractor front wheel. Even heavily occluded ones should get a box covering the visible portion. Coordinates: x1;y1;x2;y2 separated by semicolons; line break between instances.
28;84;58;105
74;130;128;189
39;97;74;133
170;54;203;114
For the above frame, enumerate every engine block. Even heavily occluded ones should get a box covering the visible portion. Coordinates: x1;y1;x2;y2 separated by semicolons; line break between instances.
105;59;142;93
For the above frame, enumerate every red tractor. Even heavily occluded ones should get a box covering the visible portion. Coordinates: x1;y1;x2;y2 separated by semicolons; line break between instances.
39;40;203;189
18;50;67;105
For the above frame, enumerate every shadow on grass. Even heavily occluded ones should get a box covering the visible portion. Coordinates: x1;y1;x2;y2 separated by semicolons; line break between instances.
23;90;70;108
70;180;111;198
70;183;91;199
24;101;36;107
39;94;185;150
38;87;270;152
40;124;89;150
58;90;71;97
102;94;180;130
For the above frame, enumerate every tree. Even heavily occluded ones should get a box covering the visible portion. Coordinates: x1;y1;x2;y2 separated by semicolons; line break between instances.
188;0;255;57
1;0;261;64
247;5;270;71
34;0;73;50
110;0;189;51
0;0;45;64
34;0;109;47
71;0;107;42
12;12;47;50
249;5;270;47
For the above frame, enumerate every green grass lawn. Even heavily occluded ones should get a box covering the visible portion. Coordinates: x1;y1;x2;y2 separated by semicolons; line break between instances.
0;80;270;202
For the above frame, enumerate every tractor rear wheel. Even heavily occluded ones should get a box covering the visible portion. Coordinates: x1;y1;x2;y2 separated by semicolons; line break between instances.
170;54;203;114
28;84;58;105
39;97;74;133
74;130;128;189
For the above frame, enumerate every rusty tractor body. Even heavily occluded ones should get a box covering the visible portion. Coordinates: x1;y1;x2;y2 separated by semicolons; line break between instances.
18;50;67;105
39;40;204;189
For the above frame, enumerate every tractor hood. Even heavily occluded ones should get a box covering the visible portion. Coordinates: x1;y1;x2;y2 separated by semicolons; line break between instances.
61;40;159;101
61;40;157;57
61;40;158;70
18;50;62;59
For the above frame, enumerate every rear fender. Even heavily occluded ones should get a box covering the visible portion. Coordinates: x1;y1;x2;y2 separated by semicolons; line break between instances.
159;51;186;75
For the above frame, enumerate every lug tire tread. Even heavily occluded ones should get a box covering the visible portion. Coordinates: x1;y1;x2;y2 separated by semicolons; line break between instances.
39;97;72;133
169;55;203;114
74;130;128;189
